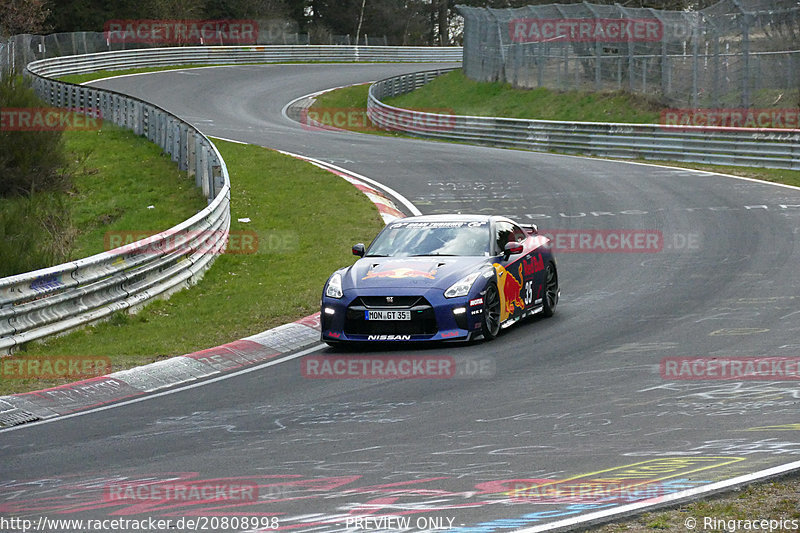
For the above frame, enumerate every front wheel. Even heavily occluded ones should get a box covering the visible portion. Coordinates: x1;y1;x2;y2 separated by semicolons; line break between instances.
541;262;559;317
481;283;502;340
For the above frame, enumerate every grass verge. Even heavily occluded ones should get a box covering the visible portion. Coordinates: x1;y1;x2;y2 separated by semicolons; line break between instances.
0;122;206;277
389;70;665;123
596;475;800;532
64;124;208;259
4;139;384;396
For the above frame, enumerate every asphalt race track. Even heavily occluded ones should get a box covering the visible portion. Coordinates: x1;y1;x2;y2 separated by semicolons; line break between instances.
2;63;800;532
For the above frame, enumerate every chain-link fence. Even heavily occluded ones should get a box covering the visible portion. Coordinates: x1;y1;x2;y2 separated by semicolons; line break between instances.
0;28;388;75
458;0;800;109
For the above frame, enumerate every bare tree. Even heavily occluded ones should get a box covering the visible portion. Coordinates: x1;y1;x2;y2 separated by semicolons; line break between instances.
0;0;51;37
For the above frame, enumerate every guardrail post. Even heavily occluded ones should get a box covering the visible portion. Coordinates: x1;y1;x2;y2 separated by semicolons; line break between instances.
159;112;167;152
173;121;181;164
212;165;223;200
146;107;155;143
198;145;209;198
206;153;214;200
133;100;143;136
188;131;197;180
128;98;135;129
178;124;188;171
166;117;176;161
194;135;203;189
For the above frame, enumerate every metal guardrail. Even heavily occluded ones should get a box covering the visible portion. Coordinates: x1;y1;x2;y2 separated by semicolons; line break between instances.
27;45;464;78
0;63;231;353
0;46;463;353
367;69;800;170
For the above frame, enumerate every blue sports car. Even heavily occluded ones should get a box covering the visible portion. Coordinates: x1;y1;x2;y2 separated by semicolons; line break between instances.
320;214;559;345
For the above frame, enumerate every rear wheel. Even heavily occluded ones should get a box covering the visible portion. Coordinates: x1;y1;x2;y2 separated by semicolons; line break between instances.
541;262;559;317
481;283;502;340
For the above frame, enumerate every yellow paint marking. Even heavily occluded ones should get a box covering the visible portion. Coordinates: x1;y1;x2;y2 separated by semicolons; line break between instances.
507;456;745;498
745;424;800;431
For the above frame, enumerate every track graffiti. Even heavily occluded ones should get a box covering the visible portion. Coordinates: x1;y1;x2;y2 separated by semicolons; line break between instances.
0;457;742;532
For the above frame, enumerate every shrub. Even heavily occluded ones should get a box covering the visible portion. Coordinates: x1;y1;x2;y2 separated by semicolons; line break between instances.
0;71;71;197
0;192;75;277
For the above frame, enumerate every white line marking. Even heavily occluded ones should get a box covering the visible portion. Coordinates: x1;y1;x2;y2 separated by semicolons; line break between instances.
0;344;325;433
210;136;248;145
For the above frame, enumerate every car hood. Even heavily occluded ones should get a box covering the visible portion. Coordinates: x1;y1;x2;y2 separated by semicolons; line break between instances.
343;256;491;290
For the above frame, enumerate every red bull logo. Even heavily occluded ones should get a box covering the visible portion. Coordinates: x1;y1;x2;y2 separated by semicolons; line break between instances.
363;265;438;280
496;263;525;316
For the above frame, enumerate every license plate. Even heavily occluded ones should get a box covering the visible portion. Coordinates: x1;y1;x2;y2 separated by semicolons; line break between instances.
366;310;411;321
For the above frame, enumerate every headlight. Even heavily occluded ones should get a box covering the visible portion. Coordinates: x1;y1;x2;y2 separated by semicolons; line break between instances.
325;273;344;299
444;272;481;299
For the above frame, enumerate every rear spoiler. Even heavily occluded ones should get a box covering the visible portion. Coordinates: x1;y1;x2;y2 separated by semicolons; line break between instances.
520;223;539;235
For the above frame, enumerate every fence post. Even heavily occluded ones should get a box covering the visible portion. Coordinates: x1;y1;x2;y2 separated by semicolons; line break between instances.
692;18;700;108
537;43;544;88
712;23;720;109
594;39;602;91
741;14;750;108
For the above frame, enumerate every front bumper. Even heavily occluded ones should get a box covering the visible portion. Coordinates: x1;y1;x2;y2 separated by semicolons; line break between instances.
321;288;485;343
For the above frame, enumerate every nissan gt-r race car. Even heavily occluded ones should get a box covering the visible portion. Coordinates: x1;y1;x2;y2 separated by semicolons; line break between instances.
320;214;559;345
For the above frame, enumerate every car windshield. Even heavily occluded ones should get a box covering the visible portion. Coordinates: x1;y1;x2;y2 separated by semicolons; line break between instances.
366;220;491;257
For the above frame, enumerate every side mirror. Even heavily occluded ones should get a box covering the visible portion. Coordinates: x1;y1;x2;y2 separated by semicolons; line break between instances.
352;243;365;257
503;241;523;259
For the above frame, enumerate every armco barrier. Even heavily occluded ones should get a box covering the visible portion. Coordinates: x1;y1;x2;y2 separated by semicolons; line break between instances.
0;46;462;354
26;45;463;78
367;69;800;170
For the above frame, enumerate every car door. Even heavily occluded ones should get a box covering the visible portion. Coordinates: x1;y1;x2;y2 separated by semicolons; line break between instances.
515;224;547;312
494;221;549;321
492;221;528;323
